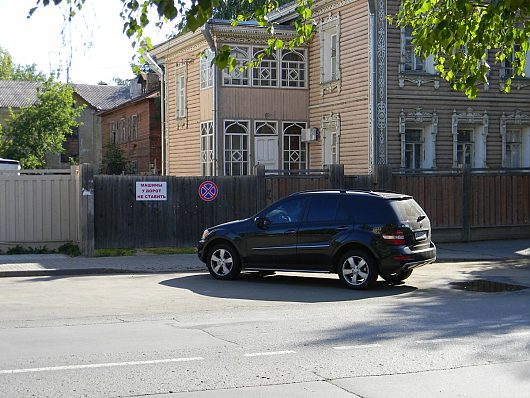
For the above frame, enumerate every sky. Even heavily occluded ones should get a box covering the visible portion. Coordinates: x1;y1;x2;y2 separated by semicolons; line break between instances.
0;0;177;85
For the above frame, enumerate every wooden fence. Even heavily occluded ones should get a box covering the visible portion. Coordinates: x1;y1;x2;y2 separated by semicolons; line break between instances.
79;164;530;253
0;167;79;250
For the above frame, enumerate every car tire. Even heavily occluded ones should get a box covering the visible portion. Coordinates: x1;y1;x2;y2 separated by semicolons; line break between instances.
381;269;413;284
337;249;378;290
206;243;242;280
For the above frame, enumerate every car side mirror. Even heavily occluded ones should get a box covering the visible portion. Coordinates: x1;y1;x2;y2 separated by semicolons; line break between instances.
254;216;270;229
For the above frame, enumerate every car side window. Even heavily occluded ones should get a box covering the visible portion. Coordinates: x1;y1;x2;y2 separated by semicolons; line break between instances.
263;198;305;224
305;195;340;222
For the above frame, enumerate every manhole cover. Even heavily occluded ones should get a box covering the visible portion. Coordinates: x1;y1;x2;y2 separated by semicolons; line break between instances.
450;280;528;293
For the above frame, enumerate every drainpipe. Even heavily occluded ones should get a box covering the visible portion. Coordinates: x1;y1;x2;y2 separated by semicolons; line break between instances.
203;23;219;176
144;52;167;176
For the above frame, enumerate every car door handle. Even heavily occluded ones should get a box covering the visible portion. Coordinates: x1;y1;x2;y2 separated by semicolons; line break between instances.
284;230;297;235
336;226;348;231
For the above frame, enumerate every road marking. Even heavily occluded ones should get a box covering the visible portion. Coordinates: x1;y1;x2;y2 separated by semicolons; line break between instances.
333;344;381;350
244;350;296;357
0;357;204;375
493;331;530;338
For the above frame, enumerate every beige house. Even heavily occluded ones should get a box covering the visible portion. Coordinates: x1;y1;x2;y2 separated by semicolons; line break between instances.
149;0;530;177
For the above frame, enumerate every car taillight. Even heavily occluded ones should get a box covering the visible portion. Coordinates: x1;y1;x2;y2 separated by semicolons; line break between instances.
382;230;406;245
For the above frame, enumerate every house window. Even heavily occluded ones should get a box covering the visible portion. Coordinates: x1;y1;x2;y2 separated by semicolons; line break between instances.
400;27;435;74
131;115;138;141
176;71;186;119
127;116;132;141
457;129;474;167
119;118;126;143
505;129;522;168
110;121;116;143
320;16;340;83
321;114;340;166
224;120;249;176
283;122;307;170
281;50;306;88
223;47;250;86
255;121;277;135
252;48;278;87
502;44;530;79
200;121;214;176
405;129;423;170
200;49;214;89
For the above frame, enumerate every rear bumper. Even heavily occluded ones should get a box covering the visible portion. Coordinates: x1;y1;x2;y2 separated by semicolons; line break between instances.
380;242;437;274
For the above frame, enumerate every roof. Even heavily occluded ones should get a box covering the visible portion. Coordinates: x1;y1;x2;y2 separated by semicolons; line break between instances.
0;80;132;111
0;80;40;107
72;84;131;111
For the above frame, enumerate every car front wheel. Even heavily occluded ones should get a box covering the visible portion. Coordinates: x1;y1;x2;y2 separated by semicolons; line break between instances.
206;243;242;280
338;250;378;290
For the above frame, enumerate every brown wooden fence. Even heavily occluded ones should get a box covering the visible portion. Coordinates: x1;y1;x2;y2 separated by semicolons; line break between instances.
80;164;530;253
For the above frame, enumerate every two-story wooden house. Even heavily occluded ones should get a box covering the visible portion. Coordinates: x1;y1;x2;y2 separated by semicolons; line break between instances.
149;0;530;177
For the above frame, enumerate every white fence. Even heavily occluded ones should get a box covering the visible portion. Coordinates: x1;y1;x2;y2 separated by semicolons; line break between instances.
0;167;79;249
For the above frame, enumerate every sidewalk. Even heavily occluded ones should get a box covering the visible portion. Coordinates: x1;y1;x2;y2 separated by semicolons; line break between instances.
0;239;529;278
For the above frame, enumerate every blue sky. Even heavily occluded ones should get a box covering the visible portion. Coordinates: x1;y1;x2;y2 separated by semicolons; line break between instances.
0;0;176;84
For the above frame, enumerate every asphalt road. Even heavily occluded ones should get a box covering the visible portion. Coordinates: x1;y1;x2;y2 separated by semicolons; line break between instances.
0;261;529;397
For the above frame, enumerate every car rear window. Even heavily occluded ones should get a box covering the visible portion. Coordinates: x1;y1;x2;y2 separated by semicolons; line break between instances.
389;198;426;223
348;196;397;225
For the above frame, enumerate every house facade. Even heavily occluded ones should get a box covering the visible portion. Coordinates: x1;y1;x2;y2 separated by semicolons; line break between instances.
149;0;530;177
99;73;162;174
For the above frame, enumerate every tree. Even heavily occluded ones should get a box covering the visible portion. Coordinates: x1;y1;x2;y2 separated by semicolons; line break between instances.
213;0;292;20
0;79;84;168
393;1;530;98
99;141;125;175
29;0;315;71
0;46;47;81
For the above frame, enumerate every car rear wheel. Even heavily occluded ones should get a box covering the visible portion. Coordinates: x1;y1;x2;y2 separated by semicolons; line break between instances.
206;243;242;280
381;269;413;284
338;250;378;290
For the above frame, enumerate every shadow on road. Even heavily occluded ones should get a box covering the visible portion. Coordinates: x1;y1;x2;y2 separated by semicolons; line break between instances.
159;272;417;303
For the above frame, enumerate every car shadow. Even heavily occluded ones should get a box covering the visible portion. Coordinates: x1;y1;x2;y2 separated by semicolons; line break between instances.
159;272;417;303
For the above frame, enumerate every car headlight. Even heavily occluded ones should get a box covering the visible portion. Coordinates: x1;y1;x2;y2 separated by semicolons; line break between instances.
201;229;210;240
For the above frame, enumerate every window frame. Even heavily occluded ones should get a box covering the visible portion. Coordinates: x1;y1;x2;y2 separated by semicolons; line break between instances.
282;121;308;170
319;15;341;84
176;69;187;119
200;121;215;176
224;120;250;176
200;49;214;89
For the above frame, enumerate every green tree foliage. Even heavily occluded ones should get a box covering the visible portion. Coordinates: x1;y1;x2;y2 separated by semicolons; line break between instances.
0;79;84;168
0;46;47;81
393;0;530;98
29;0;315;72
99;141;126;175
213;0;292;20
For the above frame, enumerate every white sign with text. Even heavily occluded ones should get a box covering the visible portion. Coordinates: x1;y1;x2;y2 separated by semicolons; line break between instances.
136;181;167;201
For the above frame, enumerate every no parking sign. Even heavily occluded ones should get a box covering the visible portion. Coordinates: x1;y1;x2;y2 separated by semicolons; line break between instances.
198;181;218;202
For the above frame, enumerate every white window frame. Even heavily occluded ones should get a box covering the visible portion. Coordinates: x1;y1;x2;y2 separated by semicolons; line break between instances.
321;114;340;166
224;120;250;176
255;121;278;136
399;108;438;170
400;27;435;74
252;48;278;87
452;109;488;169
501;44;530;79
200;121;215;176
200;49;214;89
320;15;340;84
500;111;530;168
281;49;306;88
222;46;250;87
282;122;308;170
176;69;186;119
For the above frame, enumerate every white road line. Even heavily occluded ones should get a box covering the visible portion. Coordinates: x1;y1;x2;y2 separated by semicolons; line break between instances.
244;350;296;357
333;344;381;350
0;357;204;375
493;331;530;338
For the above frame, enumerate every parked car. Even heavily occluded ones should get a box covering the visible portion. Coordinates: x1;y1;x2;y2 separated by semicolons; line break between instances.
197;190;436;289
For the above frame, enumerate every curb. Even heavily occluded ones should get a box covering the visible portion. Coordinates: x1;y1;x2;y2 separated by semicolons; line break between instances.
0;267;206;278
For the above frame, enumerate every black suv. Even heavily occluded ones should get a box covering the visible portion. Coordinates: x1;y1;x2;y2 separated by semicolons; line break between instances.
197;190;436;289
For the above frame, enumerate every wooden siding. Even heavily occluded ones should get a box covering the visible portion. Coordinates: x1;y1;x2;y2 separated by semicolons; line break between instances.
386;0;530;170
0;169;79;246
308;0;371;175
163;43;210;176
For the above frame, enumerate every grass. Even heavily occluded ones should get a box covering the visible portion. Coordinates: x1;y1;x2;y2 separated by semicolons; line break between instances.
1;243;81;257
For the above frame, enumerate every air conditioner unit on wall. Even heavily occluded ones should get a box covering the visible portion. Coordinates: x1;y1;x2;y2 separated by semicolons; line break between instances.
301;128;319;142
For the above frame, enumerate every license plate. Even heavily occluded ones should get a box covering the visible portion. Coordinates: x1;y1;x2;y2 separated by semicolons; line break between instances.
415;231;427;241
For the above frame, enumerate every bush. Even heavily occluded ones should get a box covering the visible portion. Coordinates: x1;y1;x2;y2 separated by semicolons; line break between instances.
57;242;81;257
